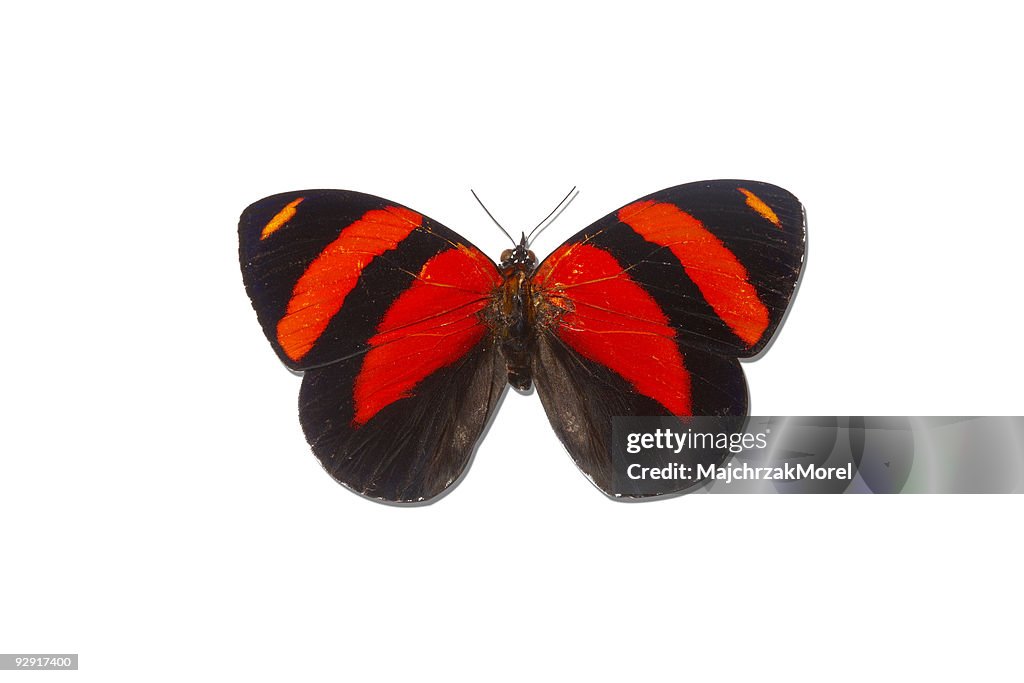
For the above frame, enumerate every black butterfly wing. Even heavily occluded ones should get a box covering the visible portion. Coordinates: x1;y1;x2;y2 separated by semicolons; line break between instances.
239;190;506;502
531;180;805;497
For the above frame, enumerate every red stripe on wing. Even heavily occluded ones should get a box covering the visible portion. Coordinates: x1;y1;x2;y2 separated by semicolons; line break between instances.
618;200;770;347
352;246;501;426
535;243;691;416
276;206;422;362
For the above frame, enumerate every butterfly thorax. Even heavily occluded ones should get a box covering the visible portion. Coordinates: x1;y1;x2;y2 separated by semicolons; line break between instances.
491;239;538;391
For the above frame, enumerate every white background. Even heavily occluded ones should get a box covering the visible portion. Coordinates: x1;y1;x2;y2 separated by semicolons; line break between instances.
2;1;1021;681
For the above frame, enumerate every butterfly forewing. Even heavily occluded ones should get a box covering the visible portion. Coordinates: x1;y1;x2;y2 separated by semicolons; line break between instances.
537;180;805;358
239;189;500;370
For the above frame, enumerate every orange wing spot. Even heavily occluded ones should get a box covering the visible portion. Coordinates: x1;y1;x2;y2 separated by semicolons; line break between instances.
277;206;422;362
260;197;305;240
618;200;769;347
535;244;691;415
737;188;781;228
352;248;500;425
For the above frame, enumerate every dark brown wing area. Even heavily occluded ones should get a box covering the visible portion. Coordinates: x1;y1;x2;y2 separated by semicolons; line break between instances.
532;330;746;497
300;335;506;503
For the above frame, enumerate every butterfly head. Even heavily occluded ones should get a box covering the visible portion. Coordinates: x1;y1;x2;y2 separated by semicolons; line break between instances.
499;232;537;272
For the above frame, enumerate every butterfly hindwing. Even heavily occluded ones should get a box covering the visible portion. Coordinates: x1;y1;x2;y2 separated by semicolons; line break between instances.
532;331;746;496
239;190;506;502
300;340;506;503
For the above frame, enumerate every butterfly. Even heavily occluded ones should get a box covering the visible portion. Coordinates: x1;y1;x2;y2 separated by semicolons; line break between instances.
238;180;806;503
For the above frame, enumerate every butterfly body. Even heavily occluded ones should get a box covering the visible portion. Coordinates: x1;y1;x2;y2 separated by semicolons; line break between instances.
492;236;539;391
239;181;806;503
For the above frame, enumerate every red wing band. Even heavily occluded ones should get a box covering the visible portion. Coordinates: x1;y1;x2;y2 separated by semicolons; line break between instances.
353;246;501;426
535;243;691;416
276;206;423;362
617;200;770;347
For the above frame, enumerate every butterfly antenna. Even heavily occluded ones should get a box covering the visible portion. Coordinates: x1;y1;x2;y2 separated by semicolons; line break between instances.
526;186;579;245
470;189;517;246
